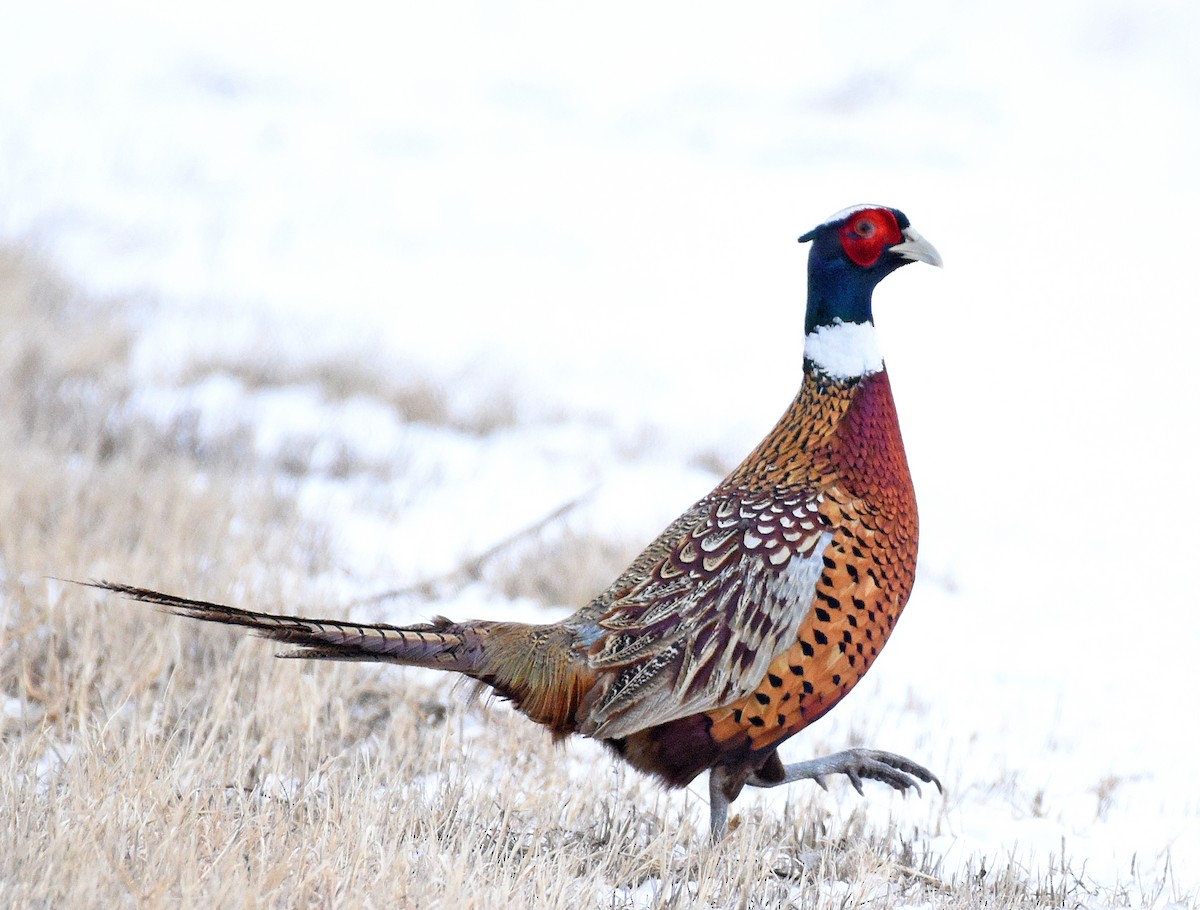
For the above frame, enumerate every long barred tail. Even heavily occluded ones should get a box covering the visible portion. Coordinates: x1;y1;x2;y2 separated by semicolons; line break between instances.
85;580;490;672
86;579;594;734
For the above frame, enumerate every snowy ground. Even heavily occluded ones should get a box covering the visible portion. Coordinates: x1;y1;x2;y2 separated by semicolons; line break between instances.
4;0;1199;903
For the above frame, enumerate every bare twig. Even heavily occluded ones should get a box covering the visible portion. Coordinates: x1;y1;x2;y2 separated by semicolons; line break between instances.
344;491;594;607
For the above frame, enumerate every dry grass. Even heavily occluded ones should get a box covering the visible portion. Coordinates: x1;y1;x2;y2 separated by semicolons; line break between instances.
179;349;522;437
0;246;1125;908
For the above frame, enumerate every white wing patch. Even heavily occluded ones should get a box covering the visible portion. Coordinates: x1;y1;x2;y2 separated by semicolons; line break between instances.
772;528;834;617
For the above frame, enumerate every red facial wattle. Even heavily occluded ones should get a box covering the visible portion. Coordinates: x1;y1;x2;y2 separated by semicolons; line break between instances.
838;208;904;267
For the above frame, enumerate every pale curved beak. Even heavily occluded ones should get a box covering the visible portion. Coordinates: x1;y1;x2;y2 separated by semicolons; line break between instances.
891;227;943;268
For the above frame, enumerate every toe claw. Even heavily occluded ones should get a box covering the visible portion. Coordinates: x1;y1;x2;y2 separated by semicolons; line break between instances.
743;747;943;804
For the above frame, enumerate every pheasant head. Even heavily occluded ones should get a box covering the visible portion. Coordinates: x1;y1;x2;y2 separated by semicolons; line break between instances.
798;205;941;380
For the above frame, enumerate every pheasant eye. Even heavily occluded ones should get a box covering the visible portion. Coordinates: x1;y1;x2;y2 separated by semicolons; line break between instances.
837;209;899;266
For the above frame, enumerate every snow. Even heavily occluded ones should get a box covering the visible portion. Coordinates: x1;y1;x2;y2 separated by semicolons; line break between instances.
4;0;1200;902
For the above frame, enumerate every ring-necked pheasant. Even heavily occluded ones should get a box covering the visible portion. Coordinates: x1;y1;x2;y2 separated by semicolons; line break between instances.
89;204;943;841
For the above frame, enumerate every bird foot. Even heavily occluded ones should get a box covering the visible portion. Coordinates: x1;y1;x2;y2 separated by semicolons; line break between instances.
747;747;942;797
707;749;941;841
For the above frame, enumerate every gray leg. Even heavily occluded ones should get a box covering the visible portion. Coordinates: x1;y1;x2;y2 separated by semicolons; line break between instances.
708;769;732;843
708;764;758;842
746;748;942;796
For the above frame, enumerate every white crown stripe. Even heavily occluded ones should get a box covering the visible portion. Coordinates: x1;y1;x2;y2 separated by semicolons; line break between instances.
816;204;887;227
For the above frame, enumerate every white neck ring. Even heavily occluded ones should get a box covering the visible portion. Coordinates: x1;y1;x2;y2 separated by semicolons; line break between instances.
804;320;884;380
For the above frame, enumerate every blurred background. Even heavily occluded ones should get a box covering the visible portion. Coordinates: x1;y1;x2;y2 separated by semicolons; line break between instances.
3;0;1198;895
